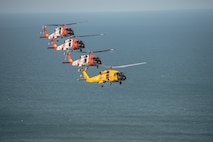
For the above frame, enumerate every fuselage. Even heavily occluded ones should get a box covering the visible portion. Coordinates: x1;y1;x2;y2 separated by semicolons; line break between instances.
82;69;126;84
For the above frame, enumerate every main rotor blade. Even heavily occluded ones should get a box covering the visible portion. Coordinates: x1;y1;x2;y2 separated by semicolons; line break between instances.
65;21;87;25
102;62;147;69
45;24;61;26
75;33;104;38
46;21;87;26
92;48;114;53
81;48;114;54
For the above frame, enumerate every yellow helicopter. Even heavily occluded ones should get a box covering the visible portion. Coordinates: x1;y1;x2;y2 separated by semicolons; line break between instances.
78;62;146;87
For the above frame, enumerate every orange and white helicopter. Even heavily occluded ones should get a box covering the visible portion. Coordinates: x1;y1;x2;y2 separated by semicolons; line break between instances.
62;49;114;68
78;62;146;87
47;34;104;52
40;22;84;39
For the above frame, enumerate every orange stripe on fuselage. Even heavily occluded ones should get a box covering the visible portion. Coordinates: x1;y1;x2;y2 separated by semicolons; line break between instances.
71;39;79;49
61;26;67;36
88;55;95;66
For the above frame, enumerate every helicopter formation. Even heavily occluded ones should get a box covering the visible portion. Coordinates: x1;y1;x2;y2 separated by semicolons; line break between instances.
40;22;146;87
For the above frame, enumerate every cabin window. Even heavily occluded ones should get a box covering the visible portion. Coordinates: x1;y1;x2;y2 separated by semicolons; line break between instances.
106;73;109;80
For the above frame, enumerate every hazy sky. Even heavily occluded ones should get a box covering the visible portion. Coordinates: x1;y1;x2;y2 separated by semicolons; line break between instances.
1;0;213;13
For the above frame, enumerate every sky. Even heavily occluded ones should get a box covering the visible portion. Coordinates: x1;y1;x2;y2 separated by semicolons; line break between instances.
0;0;213;13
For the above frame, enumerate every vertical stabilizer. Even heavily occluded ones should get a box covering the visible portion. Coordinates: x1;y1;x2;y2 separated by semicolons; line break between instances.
51;38;57;50
82;69;90;80
62;52;73;64
67;53;73;63
40;26;49;39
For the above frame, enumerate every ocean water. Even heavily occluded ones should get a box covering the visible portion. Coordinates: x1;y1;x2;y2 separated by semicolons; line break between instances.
0;10;213;142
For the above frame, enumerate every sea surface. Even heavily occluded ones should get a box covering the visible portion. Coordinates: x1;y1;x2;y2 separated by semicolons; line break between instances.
0;10;213;142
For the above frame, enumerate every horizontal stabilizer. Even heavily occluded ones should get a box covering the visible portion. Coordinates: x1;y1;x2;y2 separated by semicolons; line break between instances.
62;62;71;64
77;78;86;81
47;47;54;49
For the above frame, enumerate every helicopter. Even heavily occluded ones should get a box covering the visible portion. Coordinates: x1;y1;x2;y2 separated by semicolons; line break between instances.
62;49;114;68
47;34;104;52
78;62;146;87
40;22;85;39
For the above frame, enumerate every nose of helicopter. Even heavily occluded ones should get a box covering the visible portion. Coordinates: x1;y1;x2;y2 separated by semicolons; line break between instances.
117;72;126;81
67;28;74;35
121;74;126;81
78;41;85;48
93;57;102;65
